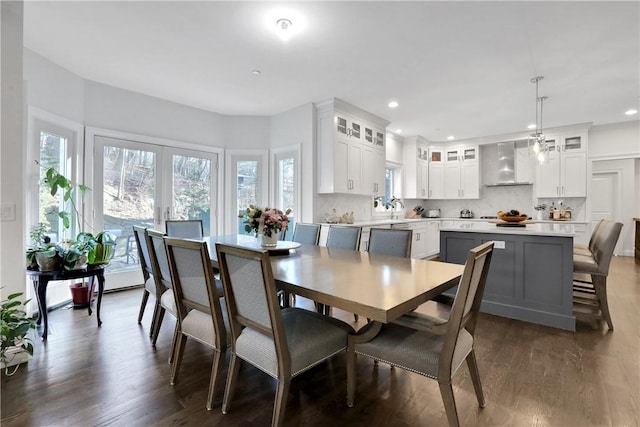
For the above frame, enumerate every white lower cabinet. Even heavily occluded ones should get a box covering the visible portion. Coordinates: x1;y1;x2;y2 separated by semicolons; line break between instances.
425;220;440;258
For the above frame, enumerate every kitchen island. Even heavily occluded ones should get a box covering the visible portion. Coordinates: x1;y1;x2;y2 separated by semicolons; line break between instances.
440;222;575;330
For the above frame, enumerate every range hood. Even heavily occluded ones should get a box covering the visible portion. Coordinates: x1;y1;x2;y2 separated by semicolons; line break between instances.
484;141;533;187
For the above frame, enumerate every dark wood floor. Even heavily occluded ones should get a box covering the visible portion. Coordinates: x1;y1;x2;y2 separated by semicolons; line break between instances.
2;256;638;426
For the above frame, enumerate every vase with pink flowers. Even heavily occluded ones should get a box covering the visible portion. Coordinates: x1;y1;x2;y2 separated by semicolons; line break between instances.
239;205;292;246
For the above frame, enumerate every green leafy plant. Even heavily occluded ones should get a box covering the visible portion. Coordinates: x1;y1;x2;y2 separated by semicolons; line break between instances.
1;292;36;375
40;163;91;233
373;196;404;210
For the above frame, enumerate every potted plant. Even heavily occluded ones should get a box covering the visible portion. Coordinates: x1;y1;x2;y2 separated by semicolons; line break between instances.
1;292;36;376
26;222;61;272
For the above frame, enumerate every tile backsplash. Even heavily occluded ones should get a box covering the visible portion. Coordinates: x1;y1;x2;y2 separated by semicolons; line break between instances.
316;187;586;221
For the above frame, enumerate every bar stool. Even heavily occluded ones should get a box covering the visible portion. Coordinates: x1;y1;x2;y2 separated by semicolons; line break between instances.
573;220;623;330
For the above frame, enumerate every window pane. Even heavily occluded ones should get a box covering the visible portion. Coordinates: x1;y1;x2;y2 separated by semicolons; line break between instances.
237;160;258;233
172;155;211;235
103;146;156;273
277;157;296;240
39;131;68;241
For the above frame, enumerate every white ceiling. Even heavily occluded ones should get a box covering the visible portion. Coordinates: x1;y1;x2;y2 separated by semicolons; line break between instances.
23;1;639;142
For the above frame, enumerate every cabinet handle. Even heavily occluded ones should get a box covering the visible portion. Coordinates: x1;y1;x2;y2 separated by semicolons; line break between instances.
561;186;564;195
429;189;432;197
556;186;559;196
417;232;420;241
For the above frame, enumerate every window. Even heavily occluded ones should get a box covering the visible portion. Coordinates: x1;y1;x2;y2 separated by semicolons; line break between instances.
38;130;71;241
374;164;403;215
271;146;300;241
226;150;268;234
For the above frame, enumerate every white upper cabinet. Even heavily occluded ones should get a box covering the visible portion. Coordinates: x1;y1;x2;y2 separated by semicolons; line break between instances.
443;145;480;199
317;98;390;195
428;146;445;199
535;133;587;198
402;136;430;199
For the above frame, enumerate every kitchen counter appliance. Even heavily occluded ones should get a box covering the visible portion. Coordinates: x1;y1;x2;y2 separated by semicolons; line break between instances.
426;208;441;218
459;209;474;219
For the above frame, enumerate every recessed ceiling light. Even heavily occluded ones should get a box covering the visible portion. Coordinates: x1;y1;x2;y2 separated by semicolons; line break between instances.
447;135;455;141
251;70;261;76
388;101;399;108
396;129;402;134
625;109;638;116
527;123;536;129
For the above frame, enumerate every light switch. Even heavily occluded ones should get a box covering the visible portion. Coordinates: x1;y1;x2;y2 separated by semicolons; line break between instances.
494;240;505;249
0;203;15;221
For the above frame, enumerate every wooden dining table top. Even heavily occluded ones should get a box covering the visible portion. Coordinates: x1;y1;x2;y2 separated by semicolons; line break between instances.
205;235;464;324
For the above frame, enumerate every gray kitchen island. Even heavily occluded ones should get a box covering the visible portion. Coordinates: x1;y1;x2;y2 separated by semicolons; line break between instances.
440;222;576;330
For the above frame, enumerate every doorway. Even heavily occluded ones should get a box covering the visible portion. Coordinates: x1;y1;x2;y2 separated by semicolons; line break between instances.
590;169;623;255
90;134;219;290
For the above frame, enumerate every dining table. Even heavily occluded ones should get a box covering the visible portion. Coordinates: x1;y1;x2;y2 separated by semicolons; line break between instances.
205;235;464;324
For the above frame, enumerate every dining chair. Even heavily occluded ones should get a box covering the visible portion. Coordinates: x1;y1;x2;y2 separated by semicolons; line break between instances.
573;220;623;330
132;226;157;331
326;225;361;250
166;219;204;239
215;243;355;427
291;223;321;245
318;225;362;315
367;227;413;258
164;237;229;410
145;229;179;363
347;241;495;427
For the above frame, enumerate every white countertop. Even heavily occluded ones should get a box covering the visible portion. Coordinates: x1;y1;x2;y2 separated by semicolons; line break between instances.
331;217;587;228
440;221;577;237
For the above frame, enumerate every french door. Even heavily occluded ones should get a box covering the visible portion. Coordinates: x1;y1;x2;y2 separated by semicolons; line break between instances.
92;136;218;289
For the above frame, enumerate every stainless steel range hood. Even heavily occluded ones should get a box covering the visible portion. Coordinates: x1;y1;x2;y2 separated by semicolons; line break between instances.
484;141;533;187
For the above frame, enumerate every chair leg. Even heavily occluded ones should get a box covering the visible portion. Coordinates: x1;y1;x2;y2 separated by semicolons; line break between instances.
346;348;356;407
206;349;225;411
151;306;166;345
438;381;460;427
353;313;359;322
272;379;291;427
466;350;485;407
592;275;613;330
168;322;179;364
170;334;188;385
137;290;150;324
149;301;161;337
222;354;242;414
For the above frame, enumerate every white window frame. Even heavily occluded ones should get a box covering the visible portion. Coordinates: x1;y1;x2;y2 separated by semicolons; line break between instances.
270;144;301;218
225;149;269;234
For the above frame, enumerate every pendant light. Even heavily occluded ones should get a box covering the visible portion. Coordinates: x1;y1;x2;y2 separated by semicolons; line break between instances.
528;76;549;164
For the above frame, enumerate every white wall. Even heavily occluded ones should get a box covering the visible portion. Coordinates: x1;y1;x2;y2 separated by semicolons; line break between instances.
588;121;640;160
269;103;315;222
1;1;26;300
385;132;404;164
223;115;270;149
24;49;84;123
84;80;226;147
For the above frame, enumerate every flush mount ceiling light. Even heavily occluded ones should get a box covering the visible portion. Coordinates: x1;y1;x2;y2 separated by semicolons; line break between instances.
625;109;638;115
527;76;549;164
396;129;402;134
447;135;455;141
527;123;536;129
388;101;399;108
275;18;293;41
251;69;261;76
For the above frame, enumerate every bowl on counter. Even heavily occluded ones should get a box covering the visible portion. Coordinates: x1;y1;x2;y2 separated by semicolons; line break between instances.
500;215;528;223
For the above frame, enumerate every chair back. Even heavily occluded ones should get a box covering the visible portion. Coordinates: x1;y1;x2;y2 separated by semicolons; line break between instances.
590;220;623;276
164;237;226;349
368;228;413;258
146;229;172;291
215;244;290;365
166;220;204;239
326;226;361;250
588;219;604;253
438;241;494;379
292;223;321;245
132;225;152;278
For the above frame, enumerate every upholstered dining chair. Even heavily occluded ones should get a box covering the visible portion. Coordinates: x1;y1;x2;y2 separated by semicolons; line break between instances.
573;220;623;330
133;226;157;331
291;223;321;245
215;243;354;427
367;228;413;258
164;237;229;410
145;229;179;363
166;219;204;239
347;241;494;427
326;225;361;250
